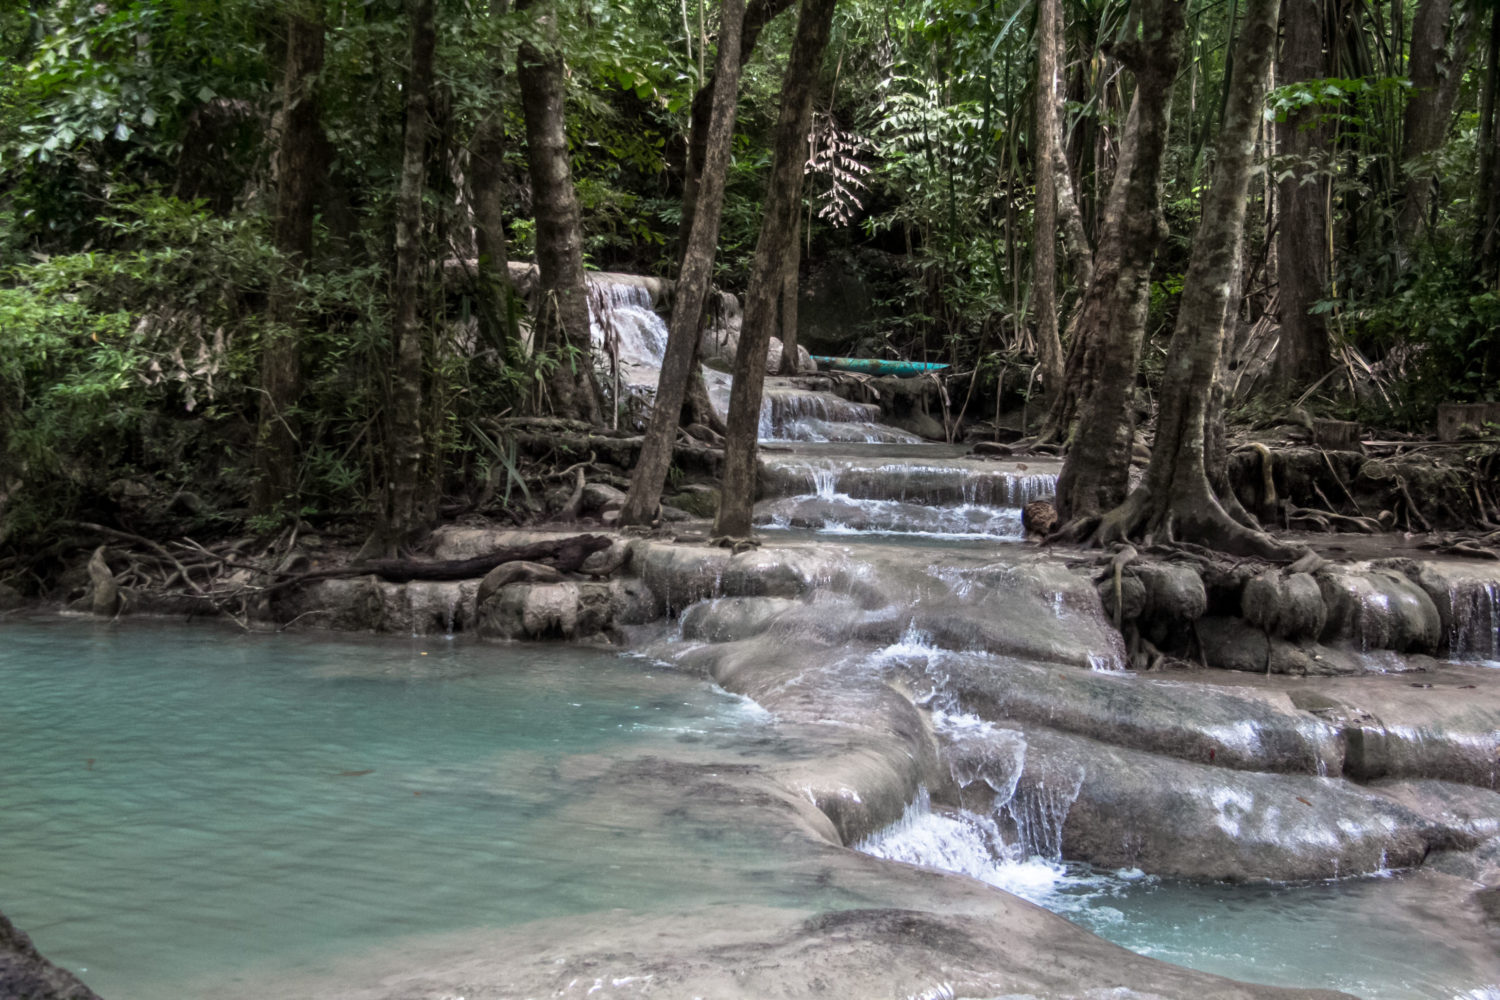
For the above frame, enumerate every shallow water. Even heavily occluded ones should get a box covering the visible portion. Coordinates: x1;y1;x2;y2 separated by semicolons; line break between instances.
860;796;1500;1000
0;619;834;998
5;618;1498;1000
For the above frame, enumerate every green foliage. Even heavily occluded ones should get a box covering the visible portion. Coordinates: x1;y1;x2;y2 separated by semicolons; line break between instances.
0;193;272;542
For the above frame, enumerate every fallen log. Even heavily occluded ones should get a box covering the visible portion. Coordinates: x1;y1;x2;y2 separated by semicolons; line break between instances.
272;534;614;591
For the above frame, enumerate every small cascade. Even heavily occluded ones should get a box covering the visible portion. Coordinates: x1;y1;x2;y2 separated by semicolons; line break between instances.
586;281;668;367
761;388;921;444
756;453;1059;540
1448;579;1500;662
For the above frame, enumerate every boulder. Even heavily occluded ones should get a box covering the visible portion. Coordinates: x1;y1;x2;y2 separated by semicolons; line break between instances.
1007;724;1431;882
1133;561;1208;623
1242;571;1327;640
1316;567;1441;653
0;910;100;1000
1197;616;1368;676
477;580;615;640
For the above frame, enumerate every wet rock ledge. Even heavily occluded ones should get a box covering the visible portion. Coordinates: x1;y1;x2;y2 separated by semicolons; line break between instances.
251;526;1500;890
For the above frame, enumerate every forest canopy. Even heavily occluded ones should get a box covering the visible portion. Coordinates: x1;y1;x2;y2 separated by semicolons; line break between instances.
1;0;1497;555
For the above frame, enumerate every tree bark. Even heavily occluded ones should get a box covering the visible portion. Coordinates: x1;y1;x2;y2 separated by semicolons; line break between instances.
618;0;746;527
775;229;802;375
679;0;799;253
387;0;436;540
1397;0;1471;241
1271;0;1332;389
1040;94;1141;445
1031;0;1066;394
1093;0;1300;560
676;0;797;430
1053;0;1187;521
517;0;603;425
253;5;324;517
469;0;524;355
714;0;838;539
1477;5;1500;282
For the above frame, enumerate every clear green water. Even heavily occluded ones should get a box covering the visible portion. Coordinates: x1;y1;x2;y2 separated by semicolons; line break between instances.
4;619;1497;1000
0;619;825;998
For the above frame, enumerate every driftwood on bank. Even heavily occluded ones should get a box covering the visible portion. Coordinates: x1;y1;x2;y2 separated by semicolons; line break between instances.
276;534;614;589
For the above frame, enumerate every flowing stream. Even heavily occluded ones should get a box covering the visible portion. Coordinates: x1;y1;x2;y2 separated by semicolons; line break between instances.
2;618;1497;999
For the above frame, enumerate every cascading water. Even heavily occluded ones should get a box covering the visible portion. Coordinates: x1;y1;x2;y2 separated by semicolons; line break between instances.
1448;579;1500;663
586;281;669;367
755;454;1059;540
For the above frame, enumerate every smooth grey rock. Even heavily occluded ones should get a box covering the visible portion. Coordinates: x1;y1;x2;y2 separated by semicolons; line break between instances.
1369;778;1500;850
679;596;802;643
476;580;614;640
1243;570;1327;640
904;650;1342;776
1006;724;1432;882
1317;567;1441;652
1197;616;1369;675
1133;561;1207;623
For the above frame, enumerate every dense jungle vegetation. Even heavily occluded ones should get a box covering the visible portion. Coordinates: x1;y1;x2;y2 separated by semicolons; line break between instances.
1;0;1497;565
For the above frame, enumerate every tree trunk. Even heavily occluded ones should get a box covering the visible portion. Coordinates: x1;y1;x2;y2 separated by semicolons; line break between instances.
775;235;801;375
1040;95;1141;445
676;0;797;431
679;0;799;254
469;0;524;356
386;0;436;541
1031;0;1066;394
1093;0;1300;560
1477;6;1500;282
1397;0;1471;241
1053;0;1187;521
618;0;746;527
714;0;838;539
517;0;602;425
253;5;324;517
1271;0;1332;389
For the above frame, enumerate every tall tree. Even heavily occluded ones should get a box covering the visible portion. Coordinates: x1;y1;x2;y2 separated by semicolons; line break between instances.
1271;0;1332;389
468;0;525;356
386;0;437;541
1398;0;1474;241
1031;0;1067;394
714;0;838;540
1090;0;1298;559
618;0;747;527
1053;0;1188;522
517;0;603;425
253;1;325;517
677;0;798;430
1476;3;1500;282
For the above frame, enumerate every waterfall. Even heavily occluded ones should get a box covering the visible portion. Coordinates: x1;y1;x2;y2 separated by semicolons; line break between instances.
1447;580;1500;662
587;281;669;367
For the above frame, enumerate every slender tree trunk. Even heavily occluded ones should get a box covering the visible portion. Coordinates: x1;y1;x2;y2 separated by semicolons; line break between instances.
714;0;838;539
1094;0;1299;560
517;0;602;425
1272;0;1332;389
677;0;797;430
1477;6;1500;282
253;5;324;517
386;0;437;540
679;0;800;254
1040;96;1140;445
1398;0;1470;241
1054;0;1187;521
618;0;746;526
775;234;802;374
1031;0;1066;393
469;0;524;355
